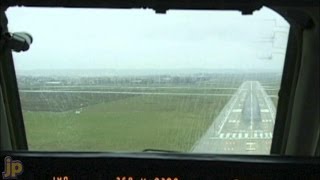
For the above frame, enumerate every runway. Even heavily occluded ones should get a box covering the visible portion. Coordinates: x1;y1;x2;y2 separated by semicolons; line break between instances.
192;81;276;154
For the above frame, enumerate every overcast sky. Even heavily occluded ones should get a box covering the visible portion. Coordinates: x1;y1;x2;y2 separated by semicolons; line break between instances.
7;6;289;71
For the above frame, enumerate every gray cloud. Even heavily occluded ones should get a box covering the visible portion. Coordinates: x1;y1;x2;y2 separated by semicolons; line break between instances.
7;7;289;71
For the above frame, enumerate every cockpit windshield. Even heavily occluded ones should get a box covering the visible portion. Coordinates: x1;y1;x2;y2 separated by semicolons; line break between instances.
7;6;289;154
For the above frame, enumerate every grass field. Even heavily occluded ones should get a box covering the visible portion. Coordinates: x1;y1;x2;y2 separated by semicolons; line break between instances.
19;92;136;111
19;73;281;152
24;94;229;152
264;89;279;107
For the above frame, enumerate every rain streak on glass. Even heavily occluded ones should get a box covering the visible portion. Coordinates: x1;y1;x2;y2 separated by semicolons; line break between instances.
7;6;289;154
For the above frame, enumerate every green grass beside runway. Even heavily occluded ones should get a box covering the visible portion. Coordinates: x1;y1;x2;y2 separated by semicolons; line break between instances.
20;74;282;152
265;89;279;107
270;97;278;107
19;92;136;111
20;87;237;95
24;95;229;152
265;89;279;96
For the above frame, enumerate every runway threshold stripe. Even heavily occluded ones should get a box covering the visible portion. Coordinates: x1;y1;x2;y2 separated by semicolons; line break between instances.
245;133;249;138
226;133;231;138
219;133;224;138
232;133;237;138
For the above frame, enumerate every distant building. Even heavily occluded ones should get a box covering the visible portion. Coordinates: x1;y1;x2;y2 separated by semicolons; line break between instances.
131;79;142;83
45;81;62;85
162;77;172;81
